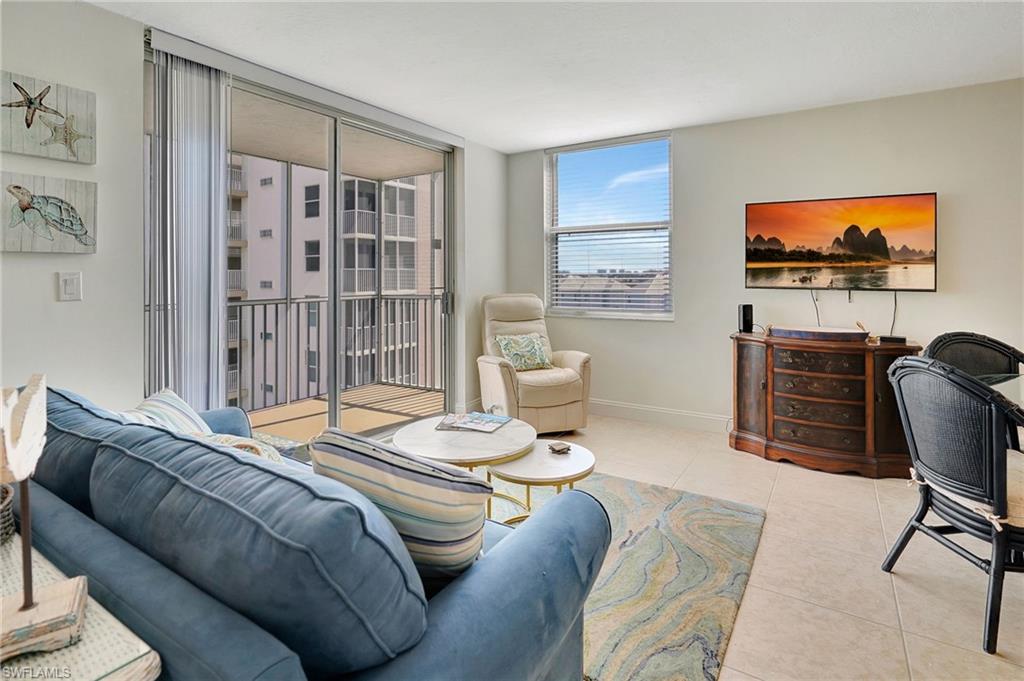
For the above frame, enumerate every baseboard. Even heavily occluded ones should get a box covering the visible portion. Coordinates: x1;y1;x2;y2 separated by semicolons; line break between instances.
589;397;731;433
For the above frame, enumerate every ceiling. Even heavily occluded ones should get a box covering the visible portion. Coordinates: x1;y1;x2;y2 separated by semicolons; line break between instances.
231;88;444;179
105;2;1022;153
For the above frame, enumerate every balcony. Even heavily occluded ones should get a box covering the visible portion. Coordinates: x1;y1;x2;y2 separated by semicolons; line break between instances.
342;209;377;235
229;167;247;196
227;294;444;442
228;211;245;241
342;268;376;293
382;269;416;292
383;214;416;238
228;269;245;291
248;385;444;447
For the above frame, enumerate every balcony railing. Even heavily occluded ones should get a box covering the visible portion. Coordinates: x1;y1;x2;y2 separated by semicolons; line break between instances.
343;269;377;293
228;211;244;240
383;214;416;238
229;167;246;194
382;269;417;292
228;269;245;291
226;294;443;413
342;210;377;235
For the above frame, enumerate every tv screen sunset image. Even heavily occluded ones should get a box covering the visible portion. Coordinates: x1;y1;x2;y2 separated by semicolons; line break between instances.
745;193;936;291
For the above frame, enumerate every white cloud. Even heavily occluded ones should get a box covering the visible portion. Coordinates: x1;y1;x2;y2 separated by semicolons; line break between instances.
606;163;669;190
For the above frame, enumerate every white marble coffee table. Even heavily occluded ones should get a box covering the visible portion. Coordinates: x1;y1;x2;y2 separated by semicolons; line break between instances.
392;415;536;468
488;439;596;523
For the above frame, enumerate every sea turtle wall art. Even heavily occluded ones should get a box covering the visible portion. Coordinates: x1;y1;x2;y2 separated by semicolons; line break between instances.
2;172;97;254
1;71;96;164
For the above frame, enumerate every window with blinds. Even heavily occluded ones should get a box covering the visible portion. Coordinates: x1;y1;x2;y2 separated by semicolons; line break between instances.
545;135;672;319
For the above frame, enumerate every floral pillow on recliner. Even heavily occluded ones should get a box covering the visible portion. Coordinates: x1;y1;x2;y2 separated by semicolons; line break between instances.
495;332;553;371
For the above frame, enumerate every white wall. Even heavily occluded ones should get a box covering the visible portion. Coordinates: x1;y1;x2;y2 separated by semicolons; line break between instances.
453;141;508;411
0;1;144;408
508;79;1024;431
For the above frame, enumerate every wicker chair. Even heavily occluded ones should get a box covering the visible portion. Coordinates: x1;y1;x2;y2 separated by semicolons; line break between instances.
883;356;1023;654
924;331;1024;377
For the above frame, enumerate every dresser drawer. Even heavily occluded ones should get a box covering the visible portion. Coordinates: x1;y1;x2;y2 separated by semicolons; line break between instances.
773;348;864;375
774;420;865;453
773;372;865;401
774;396;865;427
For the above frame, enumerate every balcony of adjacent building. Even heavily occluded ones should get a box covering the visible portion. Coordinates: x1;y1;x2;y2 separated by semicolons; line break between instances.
229;165;247;198
228;210;246;243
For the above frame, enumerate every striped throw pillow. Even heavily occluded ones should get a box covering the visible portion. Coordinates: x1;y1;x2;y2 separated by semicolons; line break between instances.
120;389;213;435
309;429;493;585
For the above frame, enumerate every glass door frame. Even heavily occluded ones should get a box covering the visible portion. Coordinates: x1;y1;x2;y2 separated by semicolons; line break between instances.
229;78;456;427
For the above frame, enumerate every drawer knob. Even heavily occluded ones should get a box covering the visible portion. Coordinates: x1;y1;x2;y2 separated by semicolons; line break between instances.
842;387;850;394
842;437;851;444
785;381;795;389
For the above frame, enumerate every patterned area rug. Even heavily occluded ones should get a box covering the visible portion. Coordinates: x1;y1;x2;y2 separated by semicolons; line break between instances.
490;473;765;681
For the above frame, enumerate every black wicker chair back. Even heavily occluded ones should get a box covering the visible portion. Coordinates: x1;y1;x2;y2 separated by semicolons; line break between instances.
924;331;1024;377
883;355;1023;655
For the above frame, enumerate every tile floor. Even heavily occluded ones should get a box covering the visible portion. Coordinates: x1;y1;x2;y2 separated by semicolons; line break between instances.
559;415;1024;681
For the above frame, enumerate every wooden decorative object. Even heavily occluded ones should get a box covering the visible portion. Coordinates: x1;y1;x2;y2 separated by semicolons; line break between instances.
0;374;89;661
730;333;921;478
1;576;87;661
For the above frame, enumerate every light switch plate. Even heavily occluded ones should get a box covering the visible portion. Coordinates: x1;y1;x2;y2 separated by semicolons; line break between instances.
57;272;83;301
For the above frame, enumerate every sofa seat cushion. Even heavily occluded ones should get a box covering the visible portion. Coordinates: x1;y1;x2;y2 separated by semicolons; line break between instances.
90;425;427;680
517;367;583;408
38;387;131;516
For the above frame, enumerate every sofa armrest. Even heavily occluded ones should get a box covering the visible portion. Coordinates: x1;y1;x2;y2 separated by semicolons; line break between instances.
477;355;520;418
200;406;252;438
551;350;591;377
350;490;610;681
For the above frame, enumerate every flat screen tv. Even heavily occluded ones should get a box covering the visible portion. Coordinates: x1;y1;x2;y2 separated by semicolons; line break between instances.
745;193;936;291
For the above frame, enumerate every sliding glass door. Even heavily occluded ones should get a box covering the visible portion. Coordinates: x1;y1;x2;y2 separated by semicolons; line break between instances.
227;84;451;444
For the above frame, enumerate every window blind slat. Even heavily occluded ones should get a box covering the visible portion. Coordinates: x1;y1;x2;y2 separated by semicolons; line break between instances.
546;137;672;317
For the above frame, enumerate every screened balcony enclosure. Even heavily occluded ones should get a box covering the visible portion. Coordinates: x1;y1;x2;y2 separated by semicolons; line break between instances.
227;88;449;441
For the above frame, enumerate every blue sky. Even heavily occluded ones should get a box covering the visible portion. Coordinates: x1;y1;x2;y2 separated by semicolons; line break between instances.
555;138;670;274
556;138;670;227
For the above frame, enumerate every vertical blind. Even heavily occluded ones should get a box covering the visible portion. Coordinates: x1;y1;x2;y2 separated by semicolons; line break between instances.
144;51;229;409
546;135;673;317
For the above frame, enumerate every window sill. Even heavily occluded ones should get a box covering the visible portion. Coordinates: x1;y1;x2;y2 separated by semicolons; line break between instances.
546;308;675;323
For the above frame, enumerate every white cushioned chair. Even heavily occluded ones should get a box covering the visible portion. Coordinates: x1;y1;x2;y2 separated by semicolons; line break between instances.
477;294;591;433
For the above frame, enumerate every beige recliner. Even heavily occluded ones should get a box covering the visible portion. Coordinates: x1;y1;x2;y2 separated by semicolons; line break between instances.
477;294;591;433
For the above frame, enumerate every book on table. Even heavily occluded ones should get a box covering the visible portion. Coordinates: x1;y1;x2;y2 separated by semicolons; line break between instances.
435;412;511;433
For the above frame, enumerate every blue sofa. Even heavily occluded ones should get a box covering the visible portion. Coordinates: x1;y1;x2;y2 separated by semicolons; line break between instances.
16;389;611;681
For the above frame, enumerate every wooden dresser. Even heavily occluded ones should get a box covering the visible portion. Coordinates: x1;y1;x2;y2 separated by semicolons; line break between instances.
729;332;921;478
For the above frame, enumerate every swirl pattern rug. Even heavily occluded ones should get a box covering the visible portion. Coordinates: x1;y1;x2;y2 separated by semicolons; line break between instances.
489;472;765;681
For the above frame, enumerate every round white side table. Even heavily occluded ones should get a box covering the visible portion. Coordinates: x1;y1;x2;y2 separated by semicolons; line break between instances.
392;415;536;468
487;439;596;524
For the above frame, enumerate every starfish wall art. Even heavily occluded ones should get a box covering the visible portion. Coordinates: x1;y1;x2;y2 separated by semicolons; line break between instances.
1;71;96;165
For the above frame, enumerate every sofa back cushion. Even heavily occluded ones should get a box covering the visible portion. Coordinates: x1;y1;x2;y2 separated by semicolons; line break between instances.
38;387;128;515
90;425;427;680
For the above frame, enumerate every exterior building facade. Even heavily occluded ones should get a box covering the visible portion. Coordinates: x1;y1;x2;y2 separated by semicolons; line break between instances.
226;153;444;412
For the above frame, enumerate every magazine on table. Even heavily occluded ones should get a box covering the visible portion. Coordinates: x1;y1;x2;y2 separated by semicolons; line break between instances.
435;412;511;433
